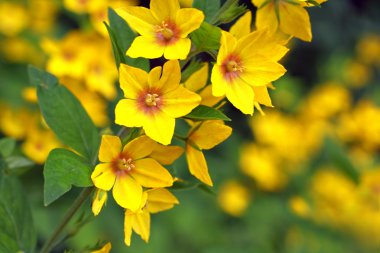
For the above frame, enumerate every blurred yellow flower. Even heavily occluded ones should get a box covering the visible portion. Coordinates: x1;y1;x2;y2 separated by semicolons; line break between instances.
186;120;232;186
211;29;287;114
91;135;173;211
64;0;104;14
218;180;250;217
117;0;204;59
124;188;179;246
115;60;201;145
0;2;28;36
289;196;310;218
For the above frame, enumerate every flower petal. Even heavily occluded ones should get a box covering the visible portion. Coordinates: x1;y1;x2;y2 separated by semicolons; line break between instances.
112;175;142;211
91;163;116;191
211;64;228;97
116;7;158;37
98;135;122;163
119;64;147;98
217;31;237;65
189;121;232;150
253;85;273;107
186;145;213;186
131;158;173;187
230;11;252;40
124;210;134;246
175;8;204;37
279;3;312;42
146;188;179;213
241;56;286;87
155;60;181;93
161;86;201;118
226;79;255;115
142;111;175;145
254;2;278;34
127;36;165;59
123;135;156;160
148;66;162;88
184;63;208;92
163;38;191;60
132;208;150;243
150;145;184;165
115;99;147;127
199;85;224;107
150;0;179;21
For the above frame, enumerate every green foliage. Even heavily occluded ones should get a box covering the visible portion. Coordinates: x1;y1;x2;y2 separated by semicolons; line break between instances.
29;66;100;162
193;0;220;23
107;8;149;71
0;138;15;158
190;22;221;51
210;0;247;25
0;171;36;253
184;105;231;121
44;148;93;206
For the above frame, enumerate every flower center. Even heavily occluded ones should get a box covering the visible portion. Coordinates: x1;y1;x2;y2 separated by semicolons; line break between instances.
222;55;244;82
155;21;179;45
116;157;135;171
226;60;243;73
145;93;160;107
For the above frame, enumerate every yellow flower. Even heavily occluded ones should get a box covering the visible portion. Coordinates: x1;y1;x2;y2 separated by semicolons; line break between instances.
289;196;310;218
117;0;204;59
186;120;232;186
211;29;287;114
124;188;179;246
115;60;201;145
92;189;108;216
229;11;277;114
183;63;224;107
252;0;326;42
218;180;250;217
91;135;174;211
0;105;34;140
91;242;111;253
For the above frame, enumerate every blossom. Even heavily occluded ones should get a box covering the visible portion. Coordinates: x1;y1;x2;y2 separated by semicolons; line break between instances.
186;120;232;186
91;135;174;211
218;180;250;217
117;0;204;59
115;60;201;145
252;0;327;42
211;29;288;114
91;189;107;216
124;188;179;246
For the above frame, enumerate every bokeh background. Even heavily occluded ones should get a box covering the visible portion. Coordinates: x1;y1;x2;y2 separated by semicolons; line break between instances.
1;0;380;252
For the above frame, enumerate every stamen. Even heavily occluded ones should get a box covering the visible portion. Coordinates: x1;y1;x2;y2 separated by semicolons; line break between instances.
118;157;134;171
145;93;160;107
226;60;244;73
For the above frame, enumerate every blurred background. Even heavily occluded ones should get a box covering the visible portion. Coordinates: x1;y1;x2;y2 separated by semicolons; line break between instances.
1;0;380;252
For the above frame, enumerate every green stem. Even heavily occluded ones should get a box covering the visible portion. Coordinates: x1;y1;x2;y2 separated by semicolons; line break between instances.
40;187;93;253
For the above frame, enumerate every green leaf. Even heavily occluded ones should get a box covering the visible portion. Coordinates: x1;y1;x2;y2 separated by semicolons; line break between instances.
107;8;149;71
0;138;16;158
190;22;221;51
171;180;215;195
184;105;231;121
5;156;35;176
29;66;100;162
44;148;93;206
0;172;36;253
193;0;220;23
324;137;360;184
209;0;247;25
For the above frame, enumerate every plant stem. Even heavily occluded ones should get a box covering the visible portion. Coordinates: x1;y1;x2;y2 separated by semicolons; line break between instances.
40;187;93;253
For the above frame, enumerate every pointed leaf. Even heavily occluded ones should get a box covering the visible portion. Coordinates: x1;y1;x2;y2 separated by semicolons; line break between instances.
184;105;231;121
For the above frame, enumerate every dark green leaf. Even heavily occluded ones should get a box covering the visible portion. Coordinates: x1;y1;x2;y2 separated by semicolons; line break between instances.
193;0;220;23
184;105;231;121
0;138;16;158
0;172;36;253
44;148;93;206
108;8;149;71
190;22;221;51
30;66;100;162
209;0;247;25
